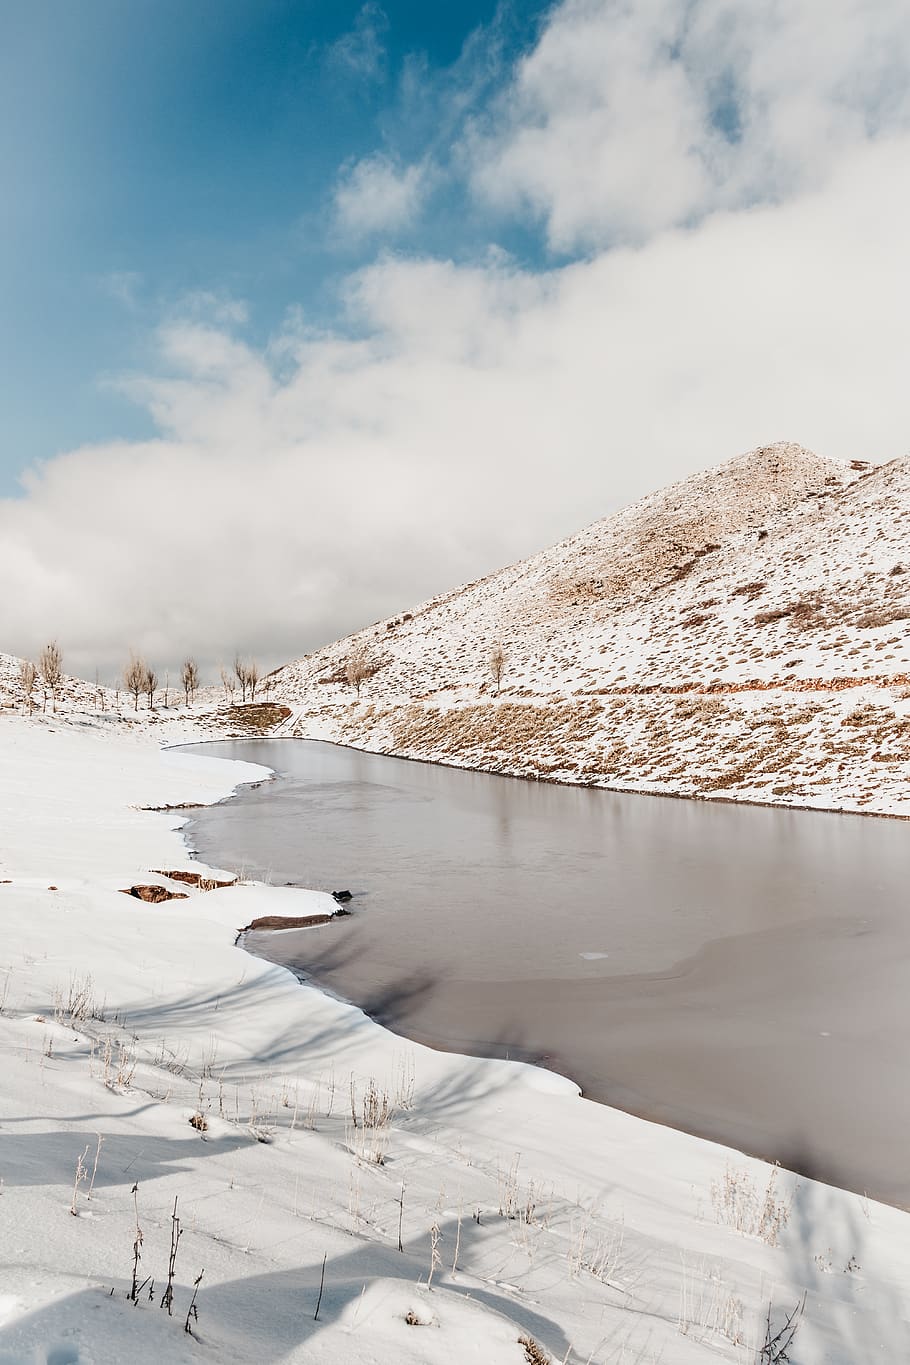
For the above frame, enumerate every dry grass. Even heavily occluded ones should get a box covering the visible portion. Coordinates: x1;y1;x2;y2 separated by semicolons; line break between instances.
711;1163;793;1247
518;1334;551;1365
223;703;291;734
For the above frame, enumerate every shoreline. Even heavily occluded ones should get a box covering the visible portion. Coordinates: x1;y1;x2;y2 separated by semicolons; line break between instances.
4;713;910;1360
180;727;910;823
183;732;910;1211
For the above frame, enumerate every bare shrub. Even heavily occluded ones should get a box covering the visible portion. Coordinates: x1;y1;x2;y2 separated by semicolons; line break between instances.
181;658;199;706
233;655;260;703
759;1292;806;1363
488;641;507;694
123;655;146;712
39;641;63;713
54;971;100;1027
349;1077;395;1164
518;1334;550;1364
18;659;37;714
70;1143;90;1215
143;665;158;710
345;644;372;699
100;1037;137;1090
710;1162;792;1246
234;654;247;703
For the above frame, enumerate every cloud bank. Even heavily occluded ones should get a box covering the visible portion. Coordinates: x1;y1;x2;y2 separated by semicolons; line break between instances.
467;0;910;248
4;0;910;682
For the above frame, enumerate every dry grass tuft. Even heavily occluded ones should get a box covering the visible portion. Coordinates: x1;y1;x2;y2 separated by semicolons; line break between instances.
518;1334;551;1365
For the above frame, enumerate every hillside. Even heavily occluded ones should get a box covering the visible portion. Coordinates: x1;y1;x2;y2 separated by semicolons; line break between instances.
270;442;910;815
0;651;118;714
0;653;287;744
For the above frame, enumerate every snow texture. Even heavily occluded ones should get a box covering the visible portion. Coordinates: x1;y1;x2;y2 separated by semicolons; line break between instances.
268;443;910;816
1;713;909;1362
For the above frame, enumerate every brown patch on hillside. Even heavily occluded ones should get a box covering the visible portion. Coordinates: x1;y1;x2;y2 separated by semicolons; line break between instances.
223;703;292;734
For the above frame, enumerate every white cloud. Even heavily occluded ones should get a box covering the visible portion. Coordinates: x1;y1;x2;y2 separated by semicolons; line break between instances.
333;154;430;237
327;2;389;82
4;133;910;681
466;0;910;249
5;0;910;681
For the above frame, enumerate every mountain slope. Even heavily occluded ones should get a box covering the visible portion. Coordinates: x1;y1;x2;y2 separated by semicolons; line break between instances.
271;442;910;815
0;651;116;714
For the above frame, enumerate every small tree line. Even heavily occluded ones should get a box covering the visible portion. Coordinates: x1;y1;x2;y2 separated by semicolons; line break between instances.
17;642;62;714
13;643;275;715
119;654;205;711
15;632;507;716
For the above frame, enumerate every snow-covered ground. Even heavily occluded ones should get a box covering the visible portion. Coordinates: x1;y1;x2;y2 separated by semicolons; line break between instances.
1;711;909;1363
269;443;910;817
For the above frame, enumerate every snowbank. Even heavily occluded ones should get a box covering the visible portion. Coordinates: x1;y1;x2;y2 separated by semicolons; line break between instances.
1;713;908;1363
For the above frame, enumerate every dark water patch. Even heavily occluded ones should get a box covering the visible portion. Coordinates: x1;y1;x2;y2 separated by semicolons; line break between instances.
184;739;910;1206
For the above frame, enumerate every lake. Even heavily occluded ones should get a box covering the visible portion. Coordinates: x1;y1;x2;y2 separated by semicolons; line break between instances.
184;738;910;1206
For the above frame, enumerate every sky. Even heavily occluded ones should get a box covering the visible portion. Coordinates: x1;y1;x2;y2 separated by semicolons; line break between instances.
2;0;910;681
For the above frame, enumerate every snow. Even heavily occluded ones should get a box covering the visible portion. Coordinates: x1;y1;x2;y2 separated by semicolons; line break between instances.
2;711;910;1362
267;443;910;818
4;444;910;820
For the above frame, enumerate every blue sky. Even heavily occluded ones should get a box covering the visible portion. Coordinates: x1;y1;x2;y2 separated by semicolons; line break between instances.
3;0;909;676
0;0;548;492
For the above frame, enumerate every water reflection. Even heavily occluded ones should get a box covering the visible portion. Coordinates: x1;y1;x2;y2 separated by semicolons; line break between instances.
185;739;910;1206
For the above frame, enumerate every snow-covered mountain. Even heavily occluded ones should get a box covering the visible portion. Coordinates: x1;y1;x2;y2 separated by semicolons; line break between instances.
271;442;910;815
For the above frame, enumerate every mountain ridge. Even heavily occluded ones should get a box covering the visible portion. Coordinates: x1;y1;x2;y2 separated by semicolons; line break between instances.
268;442;910;815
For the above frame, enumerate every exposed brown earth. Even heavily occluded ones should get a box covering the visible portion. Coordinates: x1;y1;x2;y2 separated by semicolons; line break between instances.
120;884;189;903
242;913;335;931
151;868;236;891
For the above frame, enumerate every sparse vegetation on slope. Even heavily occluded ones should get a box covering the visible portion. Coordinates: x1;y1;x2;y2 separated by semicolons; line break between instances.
268;443;910;815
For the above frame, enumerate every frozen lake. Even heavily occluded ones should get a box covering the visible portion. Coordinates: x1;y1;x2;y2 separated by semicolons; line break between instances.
185;738;910;1206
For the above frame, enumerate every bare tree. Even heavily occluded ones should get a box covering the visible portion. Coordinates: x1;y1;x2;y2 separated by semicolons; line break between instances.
220;666;236;703
182;658;199;707
18;659;37;714
123;655;146;712
39;642;63;713
344;644;372;700
233;653;248;704
488;641;507;695
144;665;158;710
233;655;260;704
